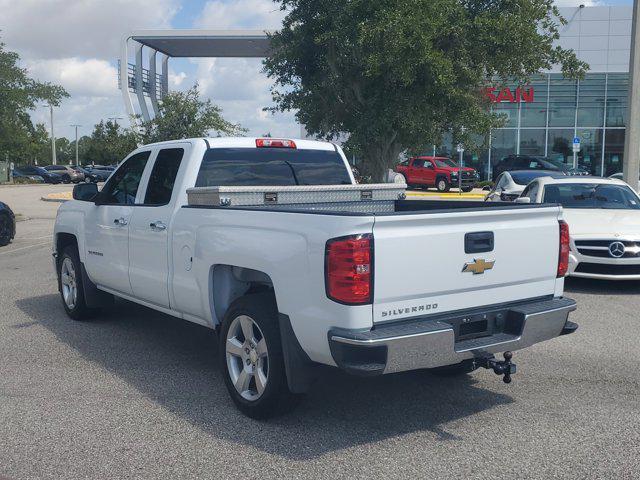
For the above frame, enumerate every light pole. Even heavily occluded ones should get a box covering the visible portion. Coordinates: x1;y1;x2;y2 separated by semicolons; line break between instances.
623;0;640;190
70;124;81;166
42;104;57;165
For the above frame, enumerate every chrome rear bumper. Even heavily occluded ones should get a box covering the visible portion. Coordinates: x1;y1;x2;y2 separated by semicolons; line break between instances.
329;297;577;375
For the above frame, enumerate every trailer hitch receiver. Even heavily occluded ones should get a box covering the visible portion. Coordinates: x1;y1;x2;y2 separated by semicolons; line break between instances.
476;351;516;383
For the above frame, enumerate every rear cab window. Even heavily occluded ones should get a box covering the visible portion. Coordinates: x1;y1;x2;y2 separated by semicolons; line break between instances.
195;147;352;187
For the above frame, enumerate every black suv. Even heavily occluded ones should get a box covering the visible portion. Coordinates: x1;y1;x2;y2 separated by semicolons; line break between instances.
492;155;588;181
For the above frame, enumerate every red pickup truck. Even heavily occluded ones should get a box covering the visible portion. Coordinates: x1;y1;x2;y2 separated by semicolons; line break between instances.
394;156;479;192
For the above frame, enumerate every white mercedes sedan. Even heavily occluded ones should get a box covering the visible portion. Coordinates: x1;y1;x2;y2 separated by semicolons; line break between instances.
516;176;640;280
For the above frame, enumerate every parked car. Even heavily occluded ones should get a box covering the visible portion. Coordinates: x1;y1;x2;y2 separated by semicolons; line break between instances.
394;156;479;192
11;170;44;183
54;137;577;418
493;155;588;181
485;170;564;202
517;176;640;280
73;166;109;183
609;173;640;190
44;165;84;183
14;166;61;184
0;201;16;246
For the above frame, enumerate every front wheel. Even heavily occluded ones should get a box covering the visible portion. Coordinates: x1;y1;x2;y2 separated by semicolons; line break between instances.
461;186;473;193
220;293;300;419
62;175;71;184
57;245;99;320
436;177;450;192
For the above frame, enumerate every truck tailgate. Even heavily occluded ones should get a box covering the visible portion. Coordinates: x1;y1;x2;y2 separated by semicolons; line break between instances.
372;205;562;323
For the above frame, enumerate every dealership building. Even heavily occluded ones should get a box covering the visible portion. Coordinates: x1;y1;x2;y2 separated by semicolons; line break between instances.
121;5;634;180
441;5;634;179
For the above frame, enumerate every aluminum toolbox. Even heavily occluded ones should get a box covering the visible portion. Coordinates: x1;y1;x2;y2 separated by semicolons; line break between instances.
186;183;407;207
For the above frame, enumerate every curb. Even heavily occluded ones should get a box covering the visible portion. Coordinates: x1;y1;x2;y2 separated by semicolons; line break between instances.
40;197;68;203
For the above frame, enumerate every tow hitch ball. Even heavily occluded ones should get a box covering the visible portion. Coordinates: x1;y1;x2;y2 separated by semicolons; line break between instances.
477;351;516;384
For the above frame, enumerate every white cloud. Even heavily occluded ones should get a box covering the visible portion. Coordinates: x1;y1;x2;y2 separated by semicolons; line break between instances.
194;0;285;30
554;1;603;5
0;0;179;59
25;58;118;98
168;70;188;87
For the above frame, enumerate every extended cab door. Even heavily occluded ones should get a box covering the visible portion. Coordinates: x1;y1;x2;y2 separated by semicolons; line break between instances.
84;150;152;294
128;146;188;308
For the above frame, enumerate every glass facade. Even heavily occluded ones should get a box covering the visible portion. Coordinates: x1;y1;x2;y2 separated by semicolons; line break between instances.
432;73;629;180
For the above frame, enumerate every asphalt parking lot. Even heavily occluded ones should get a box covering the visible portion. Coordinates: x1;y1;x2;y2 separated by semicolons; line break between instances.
1;185;639;479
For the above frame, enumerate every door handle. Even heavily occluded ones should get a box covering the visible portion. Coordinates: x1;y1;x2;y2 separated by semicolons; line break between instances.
150;221;167;231
114;217;128;226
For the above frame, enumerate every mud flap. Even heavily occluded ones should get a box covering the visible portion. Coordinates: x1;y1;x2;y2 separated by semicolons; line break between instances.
278;313;320;394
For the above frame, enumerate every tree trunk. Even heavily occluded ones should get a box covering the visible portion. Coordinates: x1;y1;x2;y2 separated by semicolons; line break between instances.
364;142;403;183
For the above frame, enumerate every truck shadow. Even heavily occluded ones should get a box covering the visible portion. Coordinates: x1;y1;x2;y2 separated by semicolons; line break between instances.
16;293;514;461
564;277;640;296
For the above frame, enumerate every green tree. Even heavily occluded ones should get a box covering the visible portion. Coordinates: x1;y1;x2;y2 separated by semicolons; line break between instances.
83;120;138;166
0;38;68;164
264;0;588;181
136;84;246;144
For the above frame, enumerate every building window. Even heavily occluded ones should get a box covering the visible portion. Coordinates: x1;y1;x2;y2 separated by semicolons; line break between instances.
604;129;625;176
577;74;606;128
548;75;577;127
520;75;548;128
575;128;604;175
519;129;546;156
548;129;576;165
606;74;628;128
490;129;517;168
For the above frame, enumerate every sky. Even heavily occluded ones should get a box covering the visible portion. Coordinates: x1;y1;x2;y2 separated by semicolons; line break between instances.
0;0;634;142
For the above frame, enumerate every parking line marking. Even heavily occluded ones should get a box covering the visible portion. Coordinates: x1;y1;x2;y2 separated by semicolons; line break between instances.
0;241;50;256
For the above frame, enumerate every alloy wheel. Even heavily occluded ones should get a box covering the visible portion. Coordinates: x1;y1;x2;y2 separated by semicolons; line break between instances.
225;315;269;401
60;257;78;310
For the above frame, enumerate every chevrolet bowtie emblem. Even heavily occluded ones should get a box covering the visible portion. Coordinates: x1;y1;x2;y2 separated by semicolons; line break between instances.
462;258;495;274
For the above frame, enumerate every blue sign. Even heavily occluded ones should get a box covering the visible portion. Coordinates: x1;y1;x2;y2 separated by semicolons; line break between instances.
573;136;580;144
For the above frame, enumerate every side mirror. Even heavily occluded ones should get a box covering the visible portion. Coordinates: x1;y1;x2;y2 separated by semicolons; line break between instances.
515;197;531;204
73;182;98;202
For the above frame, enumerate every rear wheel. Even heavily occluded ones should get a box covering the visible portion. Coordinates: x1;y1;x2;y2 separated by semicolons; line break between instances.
0;213;13;246
220;293;300;419
461;186;473;193
436;177;450;192
62;174;71;184
58;245;99;320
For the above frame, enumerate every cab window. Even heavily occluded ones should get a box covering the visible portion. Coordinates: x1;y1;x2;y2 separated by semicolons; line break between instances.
412;159;425;168
99;151;151;205
144;148;184;206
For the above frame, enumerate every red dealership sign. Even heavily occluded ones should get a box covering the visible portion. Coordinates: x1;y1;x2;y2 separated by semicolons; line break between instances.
484;86;534;103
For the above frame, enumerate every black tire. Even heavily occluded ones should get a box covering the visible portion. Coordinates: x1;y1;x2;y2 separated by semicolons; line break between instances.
430;359;479;377
0;213;13;247
219;292;301;419
62;175;71;184
461;186;473;193
436;177;450;192
57;245;99;320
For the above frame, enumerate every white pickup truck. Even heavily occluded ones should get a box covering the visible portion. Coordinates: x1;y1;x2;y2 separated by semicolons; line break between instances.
53;137;577;418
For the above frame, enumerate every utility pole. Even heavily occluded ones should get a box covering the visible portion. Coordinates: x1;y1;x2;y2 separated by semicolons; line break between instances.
108;116;123;127
623;0;640;191
48;104;57;165
70;124;81;165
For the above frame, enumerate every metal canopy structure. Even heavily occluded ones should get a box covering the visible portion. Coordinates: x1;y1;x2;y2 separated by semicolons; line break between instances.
119;30;272;125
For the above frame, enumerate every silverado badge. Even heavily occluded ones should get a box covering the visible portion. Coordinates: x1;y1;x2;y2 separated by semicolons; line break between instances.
462;258;495;274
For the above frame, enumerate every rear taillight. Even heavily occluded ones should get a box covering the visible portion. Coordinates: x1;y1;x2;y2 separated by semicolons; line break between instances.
256;138;296;148
557;220;570;277
325;234;373;305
